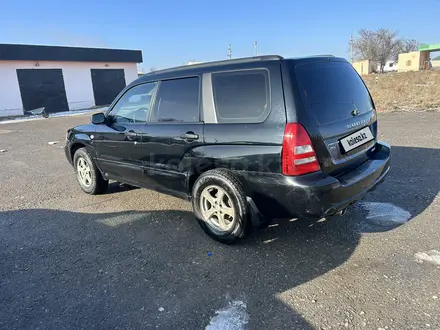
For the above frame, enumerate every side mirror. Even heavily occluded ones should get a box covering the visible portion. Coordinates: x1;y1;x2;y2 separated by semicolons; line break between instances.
91;112;106;125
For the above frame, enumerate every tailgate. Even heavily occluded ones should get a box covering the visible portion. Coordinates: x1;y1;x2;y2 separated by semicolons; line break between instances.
293;60;378;176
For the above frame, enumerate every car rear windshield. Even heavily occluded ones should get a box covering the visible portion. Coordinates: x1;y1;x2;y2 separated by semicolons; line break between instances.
294;61;373;125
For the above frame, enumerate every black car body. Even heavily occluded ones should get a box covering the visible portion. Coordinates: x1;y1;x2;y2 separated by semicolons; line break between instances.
65;55;390;242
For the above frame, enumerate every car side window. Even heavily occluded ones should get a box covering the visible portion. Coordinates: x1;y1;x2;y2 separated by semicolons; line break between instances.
108;82;157;124
212;70;270;123
150;77;200;123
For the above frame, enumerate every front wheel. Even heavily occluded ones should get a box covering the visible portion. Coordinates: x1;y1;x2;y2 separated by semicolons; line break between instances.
73;148;108;195
192;169;249;243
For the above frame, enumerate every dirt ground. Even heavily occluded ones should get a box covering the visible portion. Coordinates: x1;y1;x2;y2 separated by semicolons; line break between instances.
363;70;440;112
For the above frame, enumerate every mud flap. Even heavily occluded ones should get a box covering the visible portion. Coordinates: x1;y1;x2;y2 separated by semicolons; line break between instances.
246;197;267;228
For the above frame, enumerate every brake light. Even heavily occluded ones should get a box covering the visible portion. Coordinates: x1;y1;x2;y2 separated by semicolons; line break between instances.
374;109;379;139
376;121;379;140
282;123;320;176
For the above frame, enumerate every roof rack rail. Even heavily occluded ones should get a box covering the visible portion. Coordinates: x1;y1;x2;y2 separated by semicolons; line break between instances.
289;54;335;59
147;55;284;75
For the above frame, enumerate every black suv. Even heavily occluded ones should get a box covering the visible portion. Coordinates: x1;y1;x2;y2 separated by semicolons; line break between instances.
65;55;390;243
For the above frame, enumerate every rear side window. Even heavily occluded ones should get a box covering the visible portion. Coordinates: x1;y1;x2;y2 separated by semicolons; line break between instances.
150;77;200;122
294;61;373;125
212;70;270;123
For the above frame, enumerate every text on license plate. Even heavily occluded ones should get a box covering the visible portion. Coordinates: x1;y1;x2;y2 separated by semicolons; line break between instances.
340;127;374;152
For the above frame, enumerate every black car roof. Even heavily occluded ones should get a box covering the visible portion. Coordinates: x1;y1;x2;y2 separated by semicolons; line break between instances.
132;54;345;85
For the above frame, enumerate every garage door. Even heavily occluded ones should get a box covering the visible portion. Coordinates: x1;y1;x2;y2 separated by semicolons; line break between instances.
91;69;126;106
16;69;69;114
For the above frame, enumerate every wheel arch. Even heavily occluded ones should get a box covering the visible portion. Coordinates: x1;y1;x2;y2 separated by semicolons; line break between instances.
186;161;216;197
186;163;252;199
70;142;87;164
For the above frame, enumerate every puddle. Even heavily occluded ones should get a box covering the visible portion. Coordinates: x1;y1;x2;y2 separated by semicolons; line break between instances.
358;202;411;226
97;214;147;227
415;250;440;266
205;300;249;330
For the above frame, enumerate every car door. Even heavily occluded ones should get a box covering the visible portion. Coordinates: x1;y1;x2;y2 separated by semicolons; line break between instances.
93;82;158;184
143;76;203;196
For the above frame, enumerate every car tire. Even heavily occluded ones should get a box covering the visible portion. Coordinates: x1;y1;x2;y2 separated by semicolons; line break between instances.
192;169;249;244
73;148;108;195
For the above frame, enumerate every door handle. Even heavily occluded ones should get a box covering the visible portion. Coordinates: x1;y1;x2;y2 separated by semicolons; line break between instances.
126;130;139;141
180;132;199;141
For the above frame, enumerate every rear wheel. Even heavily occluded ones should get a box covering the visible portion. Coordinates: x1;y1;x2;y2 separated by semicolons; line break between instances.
73;148;108;195
192;169;249;243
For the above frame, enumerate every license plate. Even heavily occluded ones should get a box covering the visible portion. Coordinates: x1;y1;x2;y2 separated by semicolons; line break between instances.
340;127;374;152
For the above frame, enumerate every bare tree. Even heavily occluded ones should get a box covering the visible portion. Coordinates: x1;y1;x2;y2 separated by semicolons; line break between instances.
397;39;420;54
351;29;402;73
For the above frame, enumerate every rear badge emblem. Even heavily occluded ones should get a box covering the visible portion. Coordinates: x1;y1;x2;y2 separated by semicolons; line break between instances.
351;109;360;116
347;119;368;129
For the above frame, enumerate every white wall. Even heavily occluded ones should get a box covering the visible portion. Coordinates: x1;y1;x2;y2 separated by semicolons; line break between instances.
0;60;138;116
432;60;440;68
378;60;398;72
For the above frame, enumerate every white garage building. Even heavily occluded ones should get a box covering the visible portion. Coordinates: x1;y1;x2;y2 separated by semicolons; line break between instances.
0;44;143;117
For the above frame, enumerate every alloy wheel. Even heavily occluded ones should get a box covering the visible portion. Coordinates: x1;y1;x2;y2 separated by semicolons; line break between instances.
76;157;92;187
200;185;236;231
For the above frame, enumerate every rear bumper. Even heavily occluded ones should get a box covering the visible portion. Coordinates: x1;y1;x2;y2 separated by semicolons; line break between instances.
241;141;391;219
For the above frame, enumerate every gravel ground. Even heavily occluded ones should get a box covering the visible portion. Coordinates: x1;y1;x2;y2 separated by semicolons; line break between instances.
363;71;440;112
0;112;439;330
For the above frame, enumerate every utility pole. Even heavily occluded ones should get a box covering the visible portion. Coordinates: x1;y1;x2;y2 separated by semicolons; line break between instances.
228;44;232;59
350;32;354;63
254;41;258;56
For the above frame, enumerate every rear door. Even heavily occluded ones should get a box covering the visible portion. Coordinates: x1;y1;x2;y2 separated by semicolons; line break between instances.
292;60;378;175
142;76;203;196
202;64;286;175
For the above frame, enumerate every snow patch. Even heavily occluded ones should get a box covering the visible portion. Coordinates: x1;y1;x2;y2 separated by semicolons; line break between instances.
0;108;107;125
205;300;249;330
415;250;440;266
359;202;411;226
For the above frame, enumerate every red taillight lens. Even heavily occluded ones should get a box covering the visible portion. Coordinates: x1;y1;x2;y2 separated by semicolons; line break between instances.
374;109;379;139
282;123;321;176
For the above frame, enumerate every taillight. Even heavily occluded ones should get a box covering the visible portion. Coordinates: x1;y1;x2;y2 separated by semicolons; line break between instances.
282;123;320;176
376;121;380;140
374;109;379;139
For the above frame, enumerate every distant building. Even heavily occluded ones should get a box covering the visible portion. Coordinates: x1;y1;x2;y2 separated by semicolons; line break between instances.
432;57;440;69
0;44;142;117
398;44;440;72
398;51;430;72
352;59;377;76
379;60;398;72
